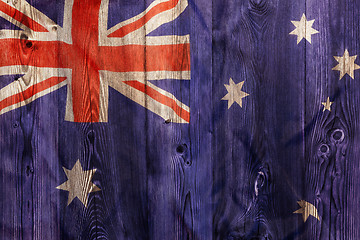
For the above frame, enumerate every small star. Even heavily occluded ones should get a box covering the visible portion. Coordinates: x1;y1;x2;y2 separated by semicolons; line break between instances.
289;14;319;44
332;49;360;80
294;200;320;222
56;160;100;207
321;97;333;112
222;78;249;109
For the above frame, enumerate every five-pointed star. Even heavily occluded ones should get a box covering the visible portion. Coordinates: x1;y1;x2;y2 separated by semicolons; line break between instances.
293;200;320;222
222;78;249;109
332;49;360;80
56;160;100;208
289;14;319;44
322;97;333;112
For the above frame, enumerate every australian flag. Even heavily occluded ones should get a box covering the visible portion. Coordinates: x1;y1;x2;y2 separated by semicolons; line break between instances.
1;0;359;239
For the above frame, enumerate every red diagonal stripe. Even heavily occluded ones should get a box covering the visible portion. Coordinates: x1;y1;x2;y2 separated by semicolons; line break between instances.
0;1;48;32
0;77;66;112
108;0;180;38
124;80;190;123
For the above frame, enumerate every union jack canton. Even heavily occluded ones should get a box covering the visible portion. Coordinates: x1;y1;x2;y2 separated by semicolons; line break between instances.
0;0;191;123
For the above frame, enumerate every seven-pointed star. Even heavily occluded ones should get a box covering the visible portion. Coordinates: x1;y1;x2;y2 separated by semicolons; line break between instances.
322;97;333;112
289;14;319;44
332;49;360;80
293;200;320;222
56;160;100;208
222;78;249;109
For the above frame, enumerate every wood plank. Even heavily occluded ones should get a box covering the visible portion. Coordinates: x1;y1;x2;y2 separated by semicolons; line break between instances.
212;0;308;238
0;75;23;239
30;89;62;240
188;0;213;238
305;0;360;239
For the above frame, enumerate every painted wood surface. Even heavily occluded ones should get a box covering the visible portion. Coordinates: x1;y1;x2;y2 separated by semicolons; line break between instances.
1;0;360;239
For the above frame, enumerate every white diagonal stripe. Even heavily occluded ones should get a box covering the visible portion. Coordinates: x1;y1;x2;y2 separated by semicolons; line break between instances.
101;70;189;123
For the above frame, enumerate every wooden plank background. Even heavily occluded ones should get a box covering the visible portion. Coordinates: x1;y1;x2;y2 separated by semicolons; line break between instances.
1;0;360;239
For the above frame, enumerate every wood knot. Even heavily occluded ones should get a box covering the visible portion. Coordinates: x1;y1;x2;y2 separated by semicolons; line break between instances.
330;129;344;143
176;144;186;154
255;171;265;196
176;144;191;166
331;171;341;179
20;33;34;53
13;122;19;128
249;0;267;11
87;130;95;144
164;119;171;124
25;165;34;176
317;144;330;157
20;33;28;40
25;41;33;48
228;226;272;240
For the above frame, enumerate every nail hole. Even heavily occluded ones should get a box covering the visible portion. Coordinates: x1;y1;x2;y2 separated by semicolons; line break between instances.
25;166;33;176
176;144;186;154
13;122;19;128
52;26;57;31
165;119;171;124
25;41;33;48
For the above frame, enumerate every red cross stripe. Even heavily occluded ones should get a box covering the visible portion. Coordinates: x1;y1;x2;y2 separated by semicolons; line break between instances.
0;0;191;123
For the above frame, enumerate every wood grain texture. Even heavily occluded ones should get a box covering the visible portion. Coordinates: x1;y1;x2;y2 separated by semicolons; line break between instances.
212;0;308;239
1;0;360;239
305;0;360;239
0;87;23;239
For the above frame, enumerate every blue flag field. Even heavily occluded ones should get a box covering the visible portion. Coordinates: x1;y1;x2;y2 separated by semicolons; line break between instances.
0;0;360;239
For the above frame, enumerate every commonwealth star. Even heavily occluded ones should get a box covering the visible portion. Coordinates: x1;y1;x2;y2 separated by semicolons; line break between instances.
57;160;101;207
289;14;319;44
